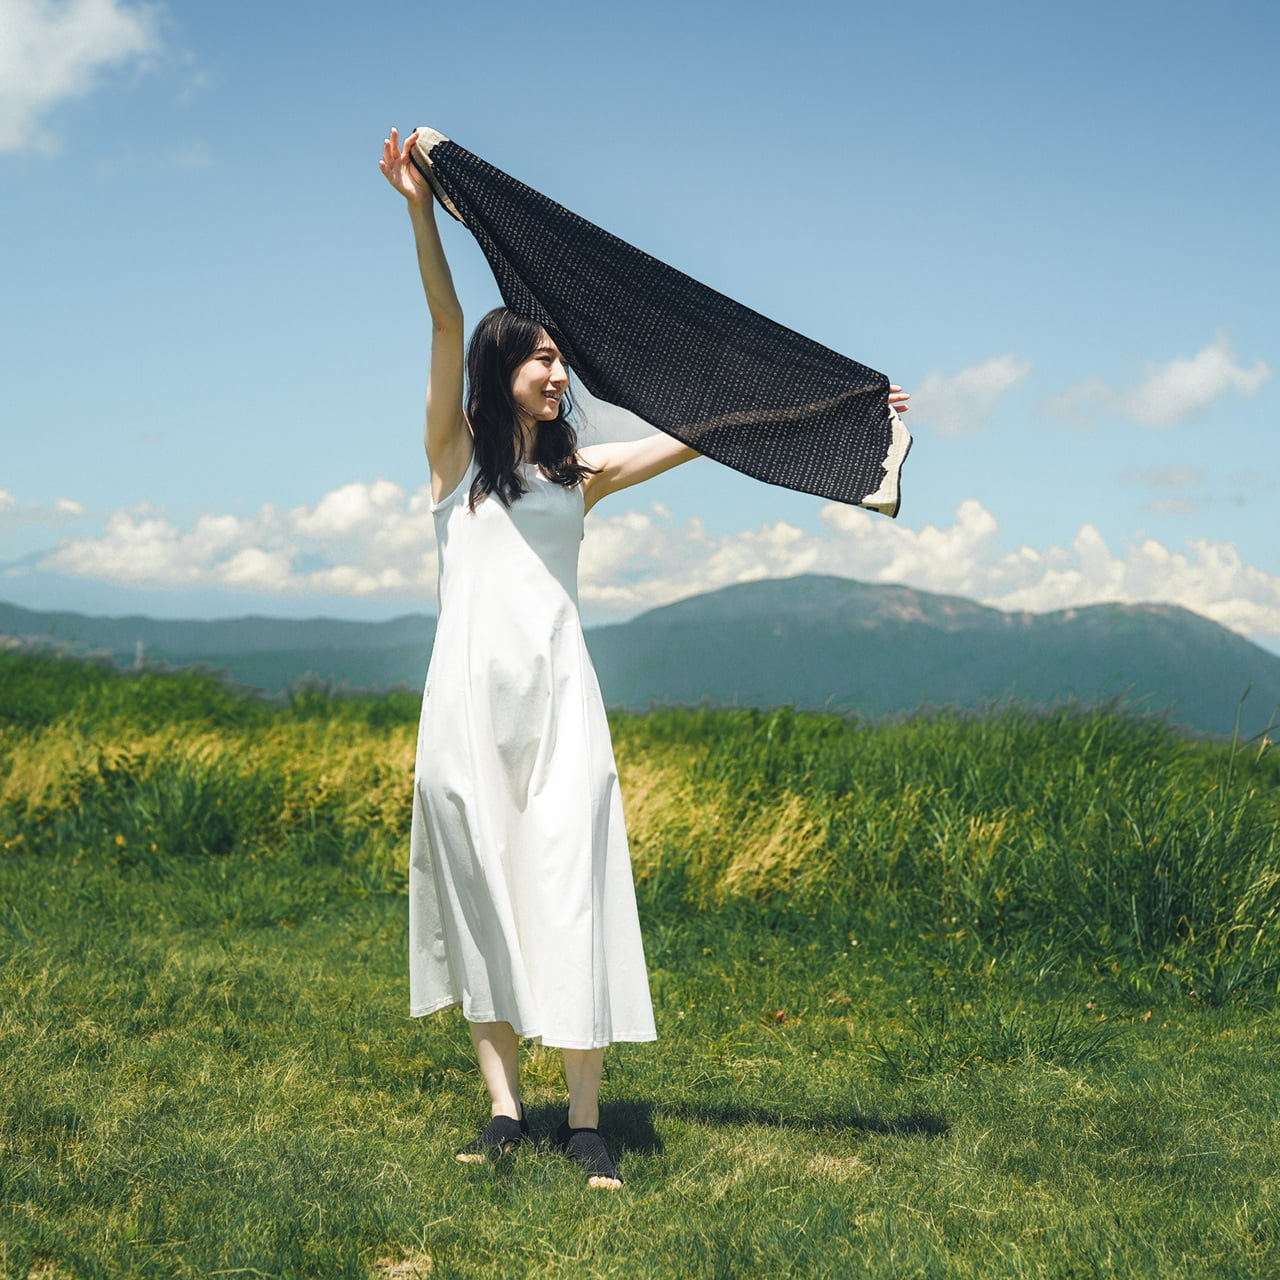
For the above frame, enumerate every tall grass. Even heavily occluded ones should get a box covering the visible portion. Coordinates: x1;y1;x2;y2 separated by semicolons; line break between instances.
4;654;1278;1001
619;704;1280;1000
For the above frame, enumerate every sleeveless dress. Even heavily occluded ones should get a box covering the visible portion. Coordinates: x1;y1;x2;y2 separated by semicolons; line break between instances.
407;455;657;1049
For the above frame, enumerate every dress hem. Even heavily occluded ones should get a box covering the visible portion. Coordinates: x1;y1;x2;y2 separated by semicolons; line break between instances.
408;998;657;1049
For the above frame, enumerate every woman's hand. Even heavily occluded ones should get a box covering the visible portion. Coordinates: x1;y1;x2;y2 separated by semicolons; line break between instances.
889;384;911;413
380;126;432;205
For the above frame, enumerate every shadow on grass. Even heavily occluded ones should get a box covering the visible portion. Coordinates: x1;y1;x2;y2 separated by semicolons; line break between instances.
522;1099;950;1158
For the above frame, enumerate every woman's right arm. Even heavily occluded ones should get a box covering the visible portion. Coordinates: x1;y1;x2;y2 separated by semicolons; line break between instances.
380;127;470;500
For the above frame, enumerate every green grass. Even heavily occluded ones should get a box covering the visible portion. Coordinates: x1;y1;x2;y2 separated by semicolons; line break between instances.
1;651;1279;1278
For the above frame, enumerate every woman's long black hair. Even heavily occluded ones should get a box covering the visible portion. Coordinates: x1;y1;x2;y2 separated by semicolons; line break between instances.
465;307;596;510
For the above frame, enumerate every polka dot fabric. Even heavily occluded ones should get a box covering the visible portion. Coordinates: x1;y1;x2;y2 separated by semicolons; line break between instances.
412;130;910;515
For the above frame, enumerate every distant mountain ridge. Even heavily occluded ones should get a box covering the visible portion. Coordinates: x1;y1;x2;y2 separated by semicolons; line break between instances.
3;577;1277;737
586;579;1280;737
0;602;437;700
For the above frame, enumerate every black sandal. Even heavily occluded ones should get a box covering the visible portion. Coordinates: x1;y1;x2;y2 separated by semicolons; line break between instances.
554;1120;623;1187
455;1108;528;1163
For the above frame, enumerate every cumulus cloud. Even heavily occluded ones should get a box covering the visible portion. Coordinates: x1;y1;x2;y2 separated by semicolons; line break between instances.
580;500;1003;613
0;0;162;152
986;528;1280;640
33;480;440;600
13;479;1280;645
579;499;1280;642
908;354;1031;436
1047;336;1271;428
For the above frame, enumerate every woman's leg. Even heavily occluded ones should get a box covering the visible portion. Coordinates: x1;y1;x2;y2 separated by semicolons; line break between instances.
469;1020;521;1118
559;1047;623;1188
561;1047;604;1128
456;1021;526;1162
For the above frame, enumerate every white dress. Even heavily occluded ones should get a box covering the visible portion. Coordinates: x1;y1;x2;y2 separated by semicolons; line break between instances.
407;455;657;1049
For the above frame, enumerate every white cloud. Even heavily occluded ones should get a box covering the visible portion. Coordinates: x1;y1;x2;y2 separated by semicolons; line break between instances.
32;480;440;600
985;528;1280;641
13;480;1280;645
0;0;162;153
220;547;291;591
579;499;1280;641
909;354;1031;436
1123;337;1270;426
291;479;408;538
0;491;89;531
580;499;1006;613
1047;336;1271;428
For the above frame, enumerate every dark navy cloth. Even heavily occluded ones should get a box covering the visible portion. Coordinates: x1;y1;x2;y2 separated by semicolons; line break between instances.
412;129;909;514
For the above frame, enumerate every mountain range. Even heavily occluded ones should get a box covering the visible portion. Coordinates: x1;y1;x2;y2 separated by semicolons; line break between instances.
3;577;1277;738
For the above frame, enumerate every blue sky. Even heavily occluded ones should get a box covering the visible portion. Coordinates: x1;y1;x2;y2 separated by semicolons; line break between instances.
2;0;1277;651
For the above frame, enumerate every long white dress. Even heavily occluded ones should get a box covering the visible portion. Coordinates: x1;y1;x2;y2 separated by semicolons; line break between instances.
408;455;657;1049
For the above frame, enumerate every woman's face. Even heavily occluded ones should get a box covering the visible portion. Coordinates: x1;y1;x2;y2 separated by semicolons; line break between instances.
510;332;569;425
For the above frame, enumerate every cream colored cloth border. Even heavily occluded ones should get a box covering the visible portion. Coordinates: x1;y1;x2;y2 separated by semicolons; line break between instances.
859;406;912;516
409;126;463;222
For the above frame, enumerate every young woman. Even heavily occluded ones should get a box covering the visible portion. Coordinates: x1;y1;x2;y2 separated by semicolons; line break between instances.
380;126;908;1189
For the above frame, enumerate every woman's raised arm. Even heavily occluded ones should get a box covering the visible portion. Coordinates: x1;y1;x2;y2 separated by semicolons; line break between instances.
380;127;470;499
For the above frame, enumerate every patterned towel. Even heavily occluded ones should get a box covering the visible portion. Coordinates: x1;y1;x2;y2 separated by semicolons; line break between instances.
411;128;910;515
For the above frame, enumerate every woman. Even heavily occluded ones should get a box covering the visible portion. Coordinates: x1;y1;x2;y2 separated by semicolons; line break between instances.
380;126;908;1189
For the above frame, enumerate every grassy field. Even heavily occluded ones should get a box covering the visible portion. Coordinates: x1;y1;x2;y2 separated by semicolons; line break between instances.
1;651;1279;1279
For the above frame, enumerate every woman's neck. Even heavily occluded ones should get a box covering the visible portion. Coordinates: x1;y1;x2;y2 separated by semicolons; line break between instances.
515;416;537;463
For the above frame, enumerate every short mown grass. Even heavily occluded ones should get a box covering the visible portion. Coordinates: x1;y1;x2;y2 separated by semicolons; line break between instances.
1;651;1278;1278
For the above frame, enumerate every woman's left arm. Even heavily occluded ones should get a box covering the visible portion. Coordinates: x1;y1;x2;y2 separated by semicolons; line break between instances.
580;385;910;514
578;433;700;514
